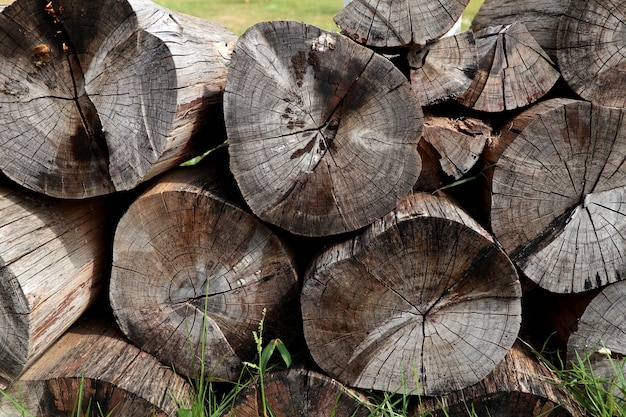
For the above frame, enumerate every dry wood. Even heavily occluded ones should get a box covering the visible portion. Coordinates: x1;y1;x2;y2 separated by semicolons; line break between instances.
471;0;570;62
334;0;470;48
0;0;236;198
110;154;300;381
557;0;626;108
0;316;192;417
487;98;626;293
223;368;371;417
0;181;110;389
420;340;585;417
456;22;560;112
408;30;478;106
567;280;626;400
224;20;422;237
301;192;522;396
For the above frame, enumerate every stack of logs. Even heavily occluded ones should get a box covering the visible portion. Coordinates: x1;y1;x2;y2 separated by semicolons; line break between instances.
0;0;624;415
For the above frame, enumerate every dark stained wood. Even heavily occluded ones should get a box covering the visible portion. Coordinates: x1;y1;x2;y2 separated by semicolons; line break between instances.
471;0;570;62
0;316;192;417
224;20;422;237
223;368;371;417
456;22;560;112
487;99;626;293
110;154;300;382
420;340;585;417
0;182;110;390
557;0;626;108
301;192;522;396
0;0;236;198
334;0;470;48
408;30;478;106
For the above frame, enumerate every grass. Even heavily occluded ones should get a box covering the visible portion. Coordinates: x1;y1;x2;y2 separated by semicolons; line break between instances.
154;0;485;35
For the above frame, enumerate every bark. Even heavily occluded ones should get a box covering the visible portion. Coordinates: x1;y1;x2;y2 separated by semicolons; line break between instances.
557;0;626;108
0;0;236;198
0;181;110;389
224;20;422;237
301;192;522;396
487;99;626;293
419;340;585;417
567;280;626;401
0;316;192;417
471;0;570;62
408;30;478;106
223;368;371;417
334;0;471;48
456;22;560;113
110;153;300;381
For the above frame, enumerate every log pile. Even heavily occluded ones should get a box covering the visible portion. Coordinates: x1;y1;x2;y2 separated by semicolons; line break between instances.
0;0;625;415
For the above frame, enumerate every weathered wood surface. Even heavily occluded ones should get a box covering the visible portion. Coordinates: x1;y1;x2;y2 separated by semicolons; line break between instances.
223;368;371;417
301;193;522;396
0;316;192;417
334;0;470;48
0;0;236;198
471;0;570;62
408;30;478;106
567;280;626;400
421;340;585;417
487;99;626;293
224;20;422;237
415;113;490;191
0;181;110;389
456;22;560;112
110;153;300;381
557;0;626;108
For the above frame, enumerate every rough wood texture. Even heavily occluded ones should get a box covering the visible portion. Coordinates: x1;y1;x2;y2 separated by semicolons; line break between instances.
456;22;560;113
557;0;626;108
487;99;626;293
0;316;192;417
301;193;522;396
334;0;470;48
471;0;570;62
224;20;422;237
223;368;371;417
0;182;110;389
0;0;236;198
110;153;300;381
415;114;490;191
420;340;585;417
567;280;626;400
408;30;478;106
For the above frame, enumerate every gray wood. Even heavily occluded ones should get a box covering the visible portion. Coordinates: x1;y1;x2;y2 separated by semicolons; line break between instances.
301;193;522;396
488;99;626;293
224;20;422;237
0;0;236;198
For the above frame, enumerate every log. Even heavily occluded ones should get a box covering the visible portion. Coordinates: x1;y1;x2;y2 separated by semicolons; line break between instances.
224;20;422;237
0;180;110;389
110;151;300;382
414;113;491;192
471;0;570;62
420;340;585;417
333;0;471;48
0;316;192;417
456;22;560;112
567;280;626;400
223;368;371;417
408;30;478;107
487;98;626;293
0;0;236;198
301;192;522;396
557;1;626;108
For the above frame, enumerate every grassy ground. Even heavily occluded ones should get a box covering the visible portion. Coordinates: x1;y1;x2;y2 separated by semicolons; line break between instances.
154;0;485;35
